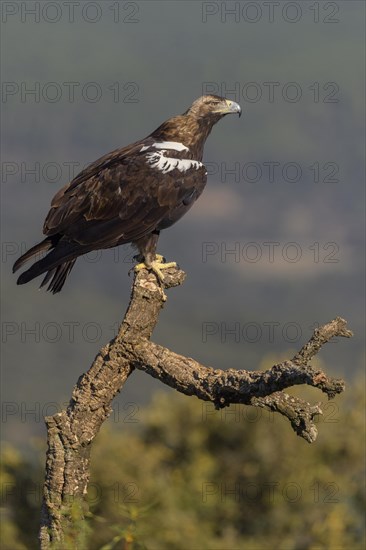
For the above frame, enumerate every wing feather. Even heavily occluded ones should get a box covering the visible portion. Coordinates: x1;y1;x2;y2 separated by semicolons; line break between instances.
43;139;207;249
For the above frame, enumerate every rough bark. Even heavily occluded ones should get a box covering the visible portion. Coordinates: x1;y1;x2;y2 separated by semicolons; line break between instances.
39;266;352;547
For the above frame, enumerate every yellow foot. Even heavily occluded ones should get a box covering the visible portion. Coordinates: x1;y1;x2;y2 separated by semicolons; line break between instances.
134;254;177;282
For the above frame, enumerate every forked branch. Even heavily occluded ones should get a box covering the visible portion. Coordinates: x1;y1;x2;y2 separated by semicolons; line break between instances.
39;267;352;547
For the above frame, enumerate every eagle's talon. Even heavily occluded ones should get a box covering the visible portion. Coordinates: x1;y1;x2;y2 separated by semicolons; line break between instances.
132;253;144;263
134;256;177;282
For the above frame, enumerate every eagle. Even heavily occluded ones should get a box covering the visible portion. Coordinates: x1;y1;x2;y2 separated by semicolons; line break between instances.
13;95;241;293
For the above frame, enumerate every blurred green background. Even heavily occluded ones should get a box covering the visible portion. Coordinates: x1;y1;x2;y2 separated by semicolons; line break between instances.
1;1;365;548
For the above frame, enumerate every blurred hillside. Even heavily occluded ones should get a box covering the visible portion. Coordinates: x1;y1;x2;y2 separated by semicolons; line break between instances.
1;373;365;549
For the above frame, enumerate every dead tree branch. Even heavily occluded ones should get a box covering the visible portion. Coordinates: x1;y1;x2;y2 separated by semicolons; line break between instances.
39;267;352;547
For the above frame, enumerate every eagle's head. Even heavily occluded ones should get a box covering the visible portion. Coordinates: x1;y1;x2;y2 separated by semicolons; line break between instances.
187;95;242;120
152;95;241;158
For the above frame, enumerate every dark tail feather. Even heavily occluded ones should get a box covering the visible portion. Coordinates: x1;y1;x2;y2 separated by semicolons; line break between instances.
16;240;83;291
39;260;76;294
13;237;55;273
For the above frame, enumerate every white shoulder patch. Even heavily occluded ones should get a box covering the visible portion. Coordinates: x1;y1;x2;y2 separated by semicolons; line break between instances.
152;141;189;152
140;145;149;152
146;151;203;174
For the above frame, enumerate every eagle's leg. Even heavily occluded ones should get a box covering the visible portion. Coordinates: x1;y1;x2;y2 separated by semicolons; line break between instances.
133;232;177;282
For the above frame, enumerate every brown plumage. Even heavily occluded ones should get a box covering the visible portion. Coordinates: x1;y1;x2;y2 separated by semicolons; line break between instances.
13;95;241;293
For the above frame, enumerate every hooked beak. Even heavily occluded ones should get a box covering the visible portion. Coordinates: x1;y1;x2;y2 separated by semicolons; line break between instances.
215;99;242;118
